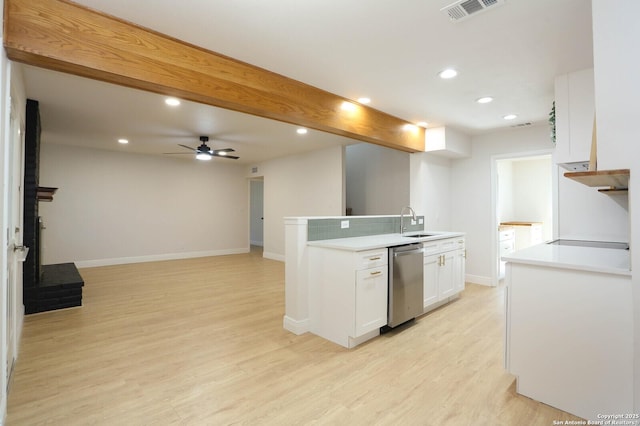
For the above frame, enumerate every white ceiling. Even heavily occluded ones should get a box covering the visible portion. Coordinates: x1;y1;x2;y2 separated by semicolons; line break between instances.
20;0;594;164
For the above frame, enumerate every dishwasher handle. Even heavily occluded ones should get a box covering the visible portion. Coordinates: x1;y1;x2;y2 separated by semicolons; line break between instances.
393;247;424;257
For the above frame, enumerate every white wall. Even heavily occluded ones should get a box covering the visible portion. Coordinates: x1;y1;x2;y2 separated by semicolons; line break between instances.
451;124;554;283
255;145;344;260
496;160;514;224
558;170;628;241
512;158;551;222
512;157;553;241
410;152;452;231
39;143;249;266
591;0;640;411
346;143;409;215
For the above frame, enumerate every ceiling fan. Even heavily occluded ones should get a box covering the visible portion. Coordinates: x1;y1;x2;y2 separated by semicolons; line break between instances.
164;136;239;161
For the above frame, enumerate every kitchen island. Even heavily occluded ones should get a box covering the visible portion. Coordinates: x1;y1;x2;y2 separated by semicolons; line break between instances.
503;241;632;421
283;215;465;348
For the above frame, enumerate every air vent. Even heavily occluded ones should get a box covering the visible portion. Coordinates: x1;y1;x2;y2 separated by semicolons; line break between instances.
441;0;506;23
510;122;532;128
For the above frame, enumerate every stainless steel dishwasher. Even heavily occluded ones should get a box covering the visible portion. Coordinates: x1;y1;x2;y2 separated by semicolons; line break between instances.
388;243;424;328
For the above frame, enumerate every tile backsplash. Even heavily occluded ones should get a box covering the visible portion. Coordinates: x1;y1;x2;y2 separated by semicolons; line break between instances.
307;216;424;241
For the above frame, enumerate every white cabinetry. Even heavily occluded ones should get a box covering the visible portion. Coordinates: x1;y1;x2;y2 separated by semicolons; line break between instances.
498;227;515;279
453;248;466;293
514;223;542;250
308;247;388;348
423;237;465;310
423;254;439;307
354;266;387;337
554;68;594;164
505;261;632;420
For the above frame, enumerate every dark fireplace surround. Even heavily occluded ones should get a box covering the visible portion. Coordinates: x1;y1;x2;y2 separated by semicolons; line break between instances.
23;99;84;314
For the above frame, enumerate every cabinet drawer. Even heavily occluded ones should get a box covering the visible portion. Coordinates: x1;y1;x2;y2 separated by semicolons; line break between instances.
355;249;388;270
423;237;465;256
439;239;457;252
500;240;515;255
439;238;464;253
499;229;515;241
423;241;441;256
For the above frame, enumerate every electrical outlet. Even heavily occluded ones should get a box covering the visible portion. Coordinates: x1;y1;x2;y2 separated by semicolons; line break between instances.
411;219;416;225
418;218;424;225
341;220;349;229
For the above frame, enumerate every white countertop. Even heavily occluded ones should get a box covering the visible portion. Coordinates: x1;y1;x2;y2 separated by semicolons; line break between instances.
502;243;631;276
307;231;464;251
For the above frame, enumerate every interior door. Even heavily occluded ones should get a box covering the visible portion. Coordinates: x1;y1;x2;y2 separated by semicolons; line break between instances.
5;98;26;383
249;179;264;247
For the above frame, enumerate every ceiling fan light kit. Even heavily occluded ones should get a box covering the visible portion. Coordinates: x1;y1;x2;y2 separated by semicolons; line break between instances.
164;135;239;161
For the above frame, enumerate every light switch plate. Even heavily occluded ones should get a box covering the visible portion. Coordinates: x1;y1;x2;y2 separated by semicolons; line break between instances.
341;220;349;229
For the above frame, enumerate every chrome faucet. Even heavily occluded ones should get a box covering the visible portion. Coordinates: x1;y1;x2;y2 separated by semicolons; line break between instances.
400;206;417;235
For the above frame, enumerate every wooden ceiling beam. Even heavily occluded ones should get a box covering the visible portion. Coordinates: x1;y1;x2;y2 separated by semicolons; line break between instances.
3;0;425;152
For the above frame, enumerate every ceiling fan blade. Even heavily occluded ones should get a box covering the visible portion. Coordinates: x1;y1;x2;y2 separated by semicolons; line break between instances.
178;144;197;152
163;152;193;155
213;148;235;153
212;153;239;159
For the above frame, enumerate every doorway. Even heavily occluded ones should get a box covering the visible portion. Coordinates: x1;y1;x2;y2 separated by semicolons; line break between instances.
491;151;557;286
249;178;264;253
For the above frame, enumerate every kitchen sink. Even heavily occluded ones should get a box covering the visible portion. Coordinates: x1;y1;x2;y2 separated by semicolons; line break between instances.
405;233;436;238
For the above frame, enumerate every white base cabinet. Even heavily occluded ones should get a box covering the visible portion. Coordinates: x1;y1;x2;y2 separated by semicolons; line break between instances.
308;247;388;348
354;266;388;337
307;235;466;348
423;237;465;310
505;262;633;420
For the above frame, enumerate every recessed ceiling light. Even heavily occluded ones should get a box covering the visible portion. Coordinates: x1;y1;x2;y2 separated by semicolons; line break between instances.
416;121;429;128
118;139;129;144
165;97;181;106
476;97;493;104
438;68;458;79
296;128;308;135
357;97;371;104
503;114;518;120
341;101;357;112
403;124;419;133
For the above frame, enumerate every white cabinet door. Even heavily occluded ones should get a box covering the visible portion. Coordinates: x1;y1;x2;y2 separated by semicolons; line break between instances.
423;254;439;308
424;237;466;309
554;68;595;164
438;251;456;300
354;266;388;337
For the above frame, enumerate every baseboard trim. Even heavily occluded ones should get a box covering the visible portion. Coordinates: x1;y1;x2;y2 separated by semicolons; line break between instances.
466;274;493;287
75;248;250;268
263;251;285;262
283;315;309;335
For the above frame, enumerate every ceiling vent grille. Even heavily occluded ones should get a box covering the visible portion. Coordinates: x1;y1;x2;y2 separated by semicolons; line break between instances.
441;0;506;23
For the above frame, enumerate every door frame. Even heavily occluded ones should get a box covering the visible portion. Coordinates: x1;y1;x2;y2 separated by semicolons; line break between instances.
490;149;558;287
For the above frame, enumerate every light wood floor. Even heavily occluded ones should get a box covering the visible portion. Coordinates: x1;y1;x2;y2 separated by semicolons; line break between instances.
7;249;581;425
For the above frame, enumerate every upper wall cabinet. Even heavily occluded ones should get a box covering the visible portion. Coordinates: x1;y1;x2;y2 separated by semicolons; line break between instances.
554;68;595;166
